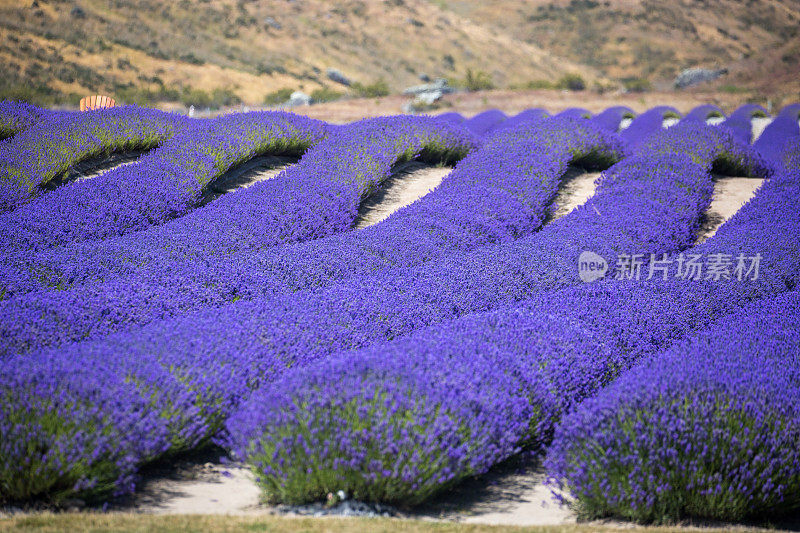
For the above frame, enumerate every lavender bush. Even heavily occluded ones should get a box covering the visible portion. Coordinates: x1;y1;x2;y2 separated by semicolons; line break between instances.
679;104;724;124
224;333;535;504
0;106;181;212
590;106;635;132
0;100;54;140
489;109;549;136
434;112;464;124
554;108;591;120
620;106;680;150
753;103;800;164
224;306;605;504
718;104;767;145
0;350;173;503
463;109;507;137
546;290;800;523
784;138;800;168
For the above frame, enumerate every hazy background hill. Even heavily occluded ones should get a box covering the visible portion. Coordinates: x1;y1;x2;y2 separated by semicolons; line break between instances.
0;0;797;108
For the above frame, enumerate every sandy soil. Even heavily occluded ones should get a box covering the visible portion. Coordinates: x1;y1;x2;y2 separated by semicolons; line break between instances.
697;175;765;243
128;448;263;516
134;464;261;515
354;161;451;229
550;168;603;221
752;117;772;141
40;150;147;190
198;155;296;205
413;458;573;527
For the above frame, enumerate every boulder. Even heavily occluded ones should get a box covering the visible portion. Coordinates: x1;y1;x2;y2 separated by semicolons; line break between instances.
264;16;282;30
674;68;728;89
287;91;312;106
403;78;453;96
415;90;443;105
326;68;351;87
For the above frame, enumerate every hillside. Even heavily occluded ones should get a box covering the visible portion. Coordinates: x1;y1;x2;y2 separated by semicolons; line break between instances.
0;0;594;106
436;0;800;95
1;0;797;108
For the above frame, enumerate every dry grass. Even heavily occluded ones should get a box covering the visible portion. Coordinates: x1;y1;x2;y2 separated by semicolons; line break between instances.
0;514;782;533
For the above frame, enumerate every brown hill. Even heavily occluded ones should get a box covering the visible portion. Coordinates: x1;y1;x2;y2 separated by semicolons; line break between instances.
1;0;797;108
0;0;595;106
437;0;800;96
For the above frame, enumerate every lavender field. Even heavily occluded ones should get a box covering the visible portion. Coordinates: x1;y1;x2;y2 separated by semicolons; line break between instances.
1;100;800;527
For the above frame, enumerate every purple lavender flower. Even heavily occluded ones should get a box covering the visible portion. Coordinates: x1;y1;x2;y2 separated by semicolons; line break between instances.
0;115;790;508
0;100;56;140
463;109;508;137
0;106;182;212
0;115;474;293
227;162;799;507
679;104;724;124
489;109;549;135
620;106;681;151
0;111;325;253
554;108;591;120
433;112;465;124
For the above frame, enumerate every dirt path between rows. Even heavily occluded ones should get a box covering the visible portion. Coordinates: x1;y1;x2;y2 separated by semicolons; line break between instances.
133;460;261;515
40;150;148;191
353;161;452;229
697;175;764;243
550;168;603;220
199;155;297;205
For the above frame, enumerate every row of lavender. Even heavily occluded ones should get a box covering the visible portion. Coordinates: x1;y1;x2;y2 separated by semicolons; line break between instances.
0;119;770;505
0;101;791;254
0;112;327;253
223;134;799;519
0;101;58;140
0;101;790;275
547;289;800;523
0;115;623;355
441;102;784;149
